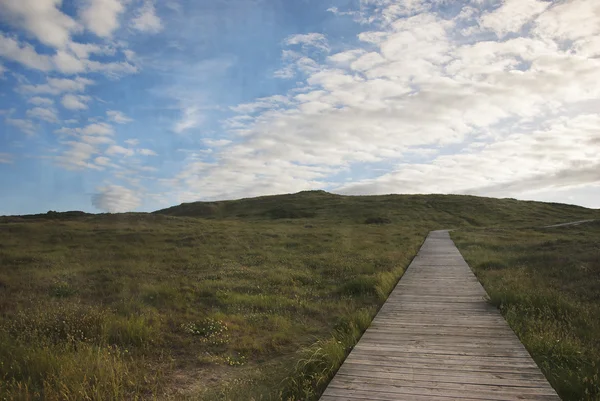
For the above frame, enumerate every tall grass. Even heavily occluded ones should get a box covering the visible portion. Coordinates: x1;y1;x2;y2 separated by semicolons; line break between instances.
0;301;163;400
453;223;600;401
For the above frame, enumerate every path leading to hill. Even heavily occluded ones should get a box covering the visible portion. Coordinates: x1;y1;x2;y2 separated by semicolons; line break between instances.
543;219;596;228
320;230;560;401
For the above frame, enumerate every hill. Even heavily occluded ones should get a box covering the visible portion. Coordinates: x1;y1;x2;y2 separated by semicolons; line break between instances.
154;190;598;227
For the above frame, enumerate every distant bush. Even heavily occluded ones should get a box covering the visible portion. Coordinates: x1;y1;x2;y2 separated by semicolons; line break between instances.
364;217;392;225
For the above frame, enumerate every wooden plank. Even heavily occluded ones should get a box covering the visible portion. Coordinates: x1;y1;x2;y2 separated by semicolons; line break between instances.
319;230;561;401
352;345;531;358
345;355;540;370
352;342;529;354
320;393;495;401
326;377;559;399
330;374;558;395
337;363;550;381
342;359;547;376
324;385;558;401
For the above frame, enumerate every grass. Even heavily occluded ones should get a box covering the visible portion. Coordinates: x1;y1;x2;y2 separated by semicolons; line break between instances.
452;221;600;401
1;191;599;400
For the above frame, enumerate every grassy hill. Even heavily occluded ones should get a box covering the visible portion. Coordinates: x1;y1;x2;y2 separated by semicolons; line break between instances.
154;190;597;227
1;192;599;400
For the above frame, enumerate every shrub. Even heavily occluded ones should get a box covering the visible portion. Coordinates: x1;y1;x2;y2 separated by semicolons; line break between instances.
339;276;378;296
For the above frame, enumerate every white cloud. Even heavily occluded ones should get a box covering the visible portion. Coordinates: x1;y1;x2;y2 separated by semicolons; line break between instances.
61;94;91;110
0;62;4;75
79;0;126;38
81;122;114;136
274;50;321;79
27;97;54;106
480;0;550;38
328;50;366;66
68;42;114;59
329;0;430;24
122;49;136;62
85;59;138;77
231;95;290;114
20;77;94;95
81;135;114;145
0;33;136;76
54;127;75;135
138;148;157;156
0;152;12;164
55;122;118;170
106;145;135;156
0;0;81;48
203;139;231;147
284;33;330;52
124;138;140;146
94;156;112;166
533;0;600;41
92;185;141;212
55;122;114;136
26;107;59;123
336;114;600;198
5;118;36;135
56;140;102;170
173;106;202;133
0;33;53;71
132;1;163;33
351;51;386;71
107;110;133;123
53;49;86;74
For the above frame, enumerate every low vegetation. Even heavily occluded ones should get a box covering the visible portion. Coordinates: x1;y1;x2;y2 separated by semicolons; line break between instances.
453;222;600;401
1;191;599;400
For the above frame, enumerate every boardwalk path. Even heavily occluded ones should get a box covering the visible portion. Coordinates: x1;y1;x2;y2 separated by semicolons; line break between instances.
320;230;560;401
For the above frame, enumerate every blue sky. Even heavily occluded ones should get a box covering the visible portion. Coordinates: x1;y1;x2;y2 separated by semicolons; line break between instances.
1;0;600;214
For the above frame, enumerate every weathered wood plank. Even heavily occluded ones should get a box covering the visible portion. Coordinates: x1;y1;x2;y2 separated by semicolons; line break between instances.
319;230;561;401
329;375;558;396
337;364;550;381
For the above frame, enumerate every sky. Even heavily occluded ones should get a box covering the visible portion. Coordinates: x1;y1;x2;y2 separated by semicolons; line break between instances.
1;0;599;214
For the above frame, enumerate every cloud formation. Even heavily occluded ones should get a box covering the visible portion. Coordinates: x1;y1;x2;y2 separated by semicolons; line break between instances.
4;118;37;135
107;110;133;124
61;94;91;110
132;1;163;33
92;184;141;212
20;77;94;95
2;0;600;213
165;0;600;205
26;106;59;123
79;0;125;38
284;33;330;52
0;0;81;48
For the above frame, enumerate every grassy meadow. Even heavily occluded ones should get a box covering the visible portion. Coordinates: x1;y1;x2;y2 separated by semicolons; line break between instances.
452;222;600;401
1;190;599;400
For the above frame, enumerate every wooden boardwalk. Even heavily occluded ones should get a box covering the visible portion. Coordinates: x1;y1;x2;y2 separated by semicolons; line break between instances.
320;230;561;401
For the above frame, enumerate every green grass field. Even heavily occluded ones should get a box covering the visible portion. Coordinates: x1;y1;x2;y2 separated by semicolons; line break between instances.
452;222;600;401
1;191;599;400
